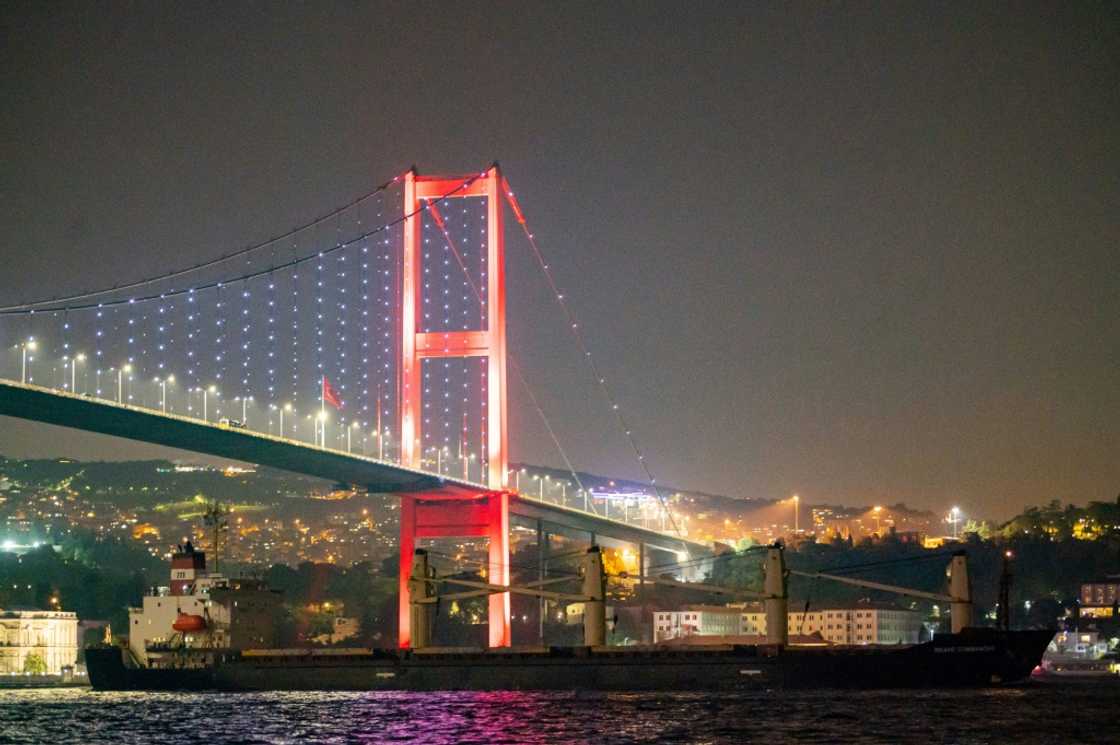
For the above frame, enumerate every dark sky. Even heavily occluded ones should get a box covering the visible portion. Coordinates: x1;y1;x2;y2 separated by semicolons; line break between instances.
1;2;1117;520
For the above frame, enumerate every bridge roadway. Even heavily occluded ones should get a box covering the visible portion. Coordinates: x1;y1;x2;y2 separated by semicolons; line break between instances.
0;379;704;557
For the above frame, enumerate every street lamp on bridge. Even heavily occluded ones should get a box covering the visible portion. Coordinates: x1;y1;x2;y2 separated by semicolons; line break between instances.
154;374;175;413
233;395;252;425
198;385;217;421
316;410;327;448
116;364;132;404
69;353;85;393
273;402;292;438
19;339;36;384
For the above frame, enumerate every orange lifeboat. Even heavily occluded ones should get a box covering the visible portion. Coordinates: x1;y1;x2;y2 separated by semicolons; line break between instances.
172;613;207;633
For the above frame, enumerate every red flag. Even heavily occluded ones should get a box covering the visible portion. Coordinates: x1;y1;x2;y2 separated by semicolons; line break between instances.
322;376;342;410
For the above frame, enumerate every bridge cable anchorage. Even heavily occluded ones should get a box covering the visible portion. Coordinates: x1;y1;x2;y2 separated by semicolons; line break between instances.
424;200;594;510
0;173;402;313
0;170;488;316
500;177;685;541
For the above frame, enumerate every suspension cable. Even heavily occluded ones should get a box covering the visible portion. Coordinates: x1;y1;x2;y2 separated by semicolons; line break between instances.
501;177;685;539
0;173;410;313
0;168;489;316
425;202;595;512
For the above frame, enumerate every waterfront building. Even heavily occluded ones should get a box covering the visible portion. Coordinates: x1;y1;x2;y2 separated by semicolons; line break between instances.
653;602;922;645
128;542;282;664
1079;576;1120;619
0;609;78;674
313;617;361;645
784;603;923;645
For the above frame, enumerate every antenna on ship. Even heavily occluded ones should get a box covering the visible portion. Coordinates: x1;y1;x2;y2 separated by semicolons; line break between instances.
997;550;1013;632
202;500;229;573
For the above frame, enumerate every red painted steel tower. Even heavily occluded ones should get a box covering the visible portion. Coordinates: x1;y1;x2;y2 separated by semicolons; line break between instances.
397;166;512;648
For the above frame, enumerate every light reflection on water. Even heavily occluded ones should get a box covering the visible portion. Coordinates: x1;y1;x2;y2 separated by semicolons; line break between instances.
0;683;1115;744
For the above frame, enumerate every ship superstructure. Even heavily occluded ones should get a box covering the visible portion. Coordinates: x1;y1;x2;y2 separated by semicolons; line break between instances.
127;542;282;666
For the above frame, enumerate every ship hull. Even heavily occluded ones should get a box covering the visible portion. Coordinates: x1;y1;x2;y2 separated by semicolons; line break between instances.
87;628;1053;692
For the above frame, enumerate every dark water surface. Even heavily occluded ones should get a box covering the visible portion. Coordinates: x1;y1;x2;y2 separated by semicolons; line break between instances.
0;682;1116;744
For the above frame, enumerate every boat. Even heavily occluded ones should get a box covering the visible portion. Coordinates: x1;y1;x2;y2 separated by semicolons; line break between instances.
86;544;1054;691
86;627;1053;691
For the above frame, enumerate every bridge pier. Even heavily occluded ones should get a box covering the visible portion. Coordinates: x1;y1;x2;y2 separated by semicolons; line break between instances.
397;489;511;649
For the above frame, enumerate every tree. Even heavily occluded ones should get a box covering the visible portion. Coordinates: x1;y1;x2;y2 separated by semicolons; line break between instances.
23;654;47;675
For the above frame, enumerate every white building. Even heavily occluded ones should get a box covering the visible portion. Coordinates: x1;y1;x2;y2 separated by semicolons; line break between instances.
653;602;922;645
784;604;922;644
652;605;744;640
0;610;79;674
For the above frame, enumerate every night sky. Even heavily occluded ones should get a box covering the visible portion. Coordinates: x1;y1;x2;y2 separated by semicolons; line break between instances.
1;3;1117;519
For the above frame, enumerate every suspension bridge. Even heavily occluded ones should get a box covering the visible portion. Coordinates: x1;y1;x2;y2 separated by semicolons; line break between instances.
0;164;708;648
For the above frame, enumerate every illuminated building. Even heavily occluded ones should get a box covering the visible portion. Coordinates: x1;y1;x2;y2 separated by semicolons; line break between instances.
654;602;923;645
1079;576;1120;619
0;609;78;674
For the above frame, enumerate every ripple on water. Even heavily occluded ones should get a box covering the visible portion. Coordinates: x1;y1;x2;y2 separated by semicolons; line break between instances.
0;683;1116;745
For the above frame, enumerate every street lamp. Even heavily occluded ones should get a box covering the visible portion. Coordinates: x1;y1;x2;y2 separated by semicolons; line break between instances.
281;403;292;438
70;353;85;393
792;494;800;533
19;339;36;384
117;364;132;403
316;410;327;448
155;374;174;413
873;505;882;536
233;395;252;425
950;506;961;539
201;385;217;421
431;446;449;474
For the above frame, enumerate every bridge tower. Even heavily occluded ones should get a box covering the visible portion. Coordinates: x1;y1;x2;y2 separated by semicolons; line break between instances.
397;165;512;648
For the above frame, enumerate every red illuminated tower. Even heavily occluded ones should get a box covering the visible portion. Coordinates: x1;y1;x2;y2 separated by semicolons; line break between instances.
397;166;511;648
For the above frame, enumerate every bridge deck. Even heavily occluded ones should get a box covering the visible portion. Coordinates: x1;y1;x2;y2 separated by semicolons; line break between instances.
0;379;704;553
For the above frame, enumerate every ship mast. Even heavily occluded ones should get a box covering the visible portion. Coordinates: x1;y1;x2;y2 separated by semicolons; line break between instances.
202;501;229;574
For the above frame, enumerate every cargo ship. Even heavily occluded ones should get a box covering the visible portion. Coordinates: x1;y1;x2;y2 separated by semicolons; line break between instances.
86;544;1052;691
86;627;1053;691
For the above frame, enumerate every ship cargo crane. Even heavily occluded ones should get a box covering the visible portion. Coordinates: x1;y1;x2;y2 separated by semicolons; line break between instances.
408;545;974;648
788;551;973;634
407;546;609;648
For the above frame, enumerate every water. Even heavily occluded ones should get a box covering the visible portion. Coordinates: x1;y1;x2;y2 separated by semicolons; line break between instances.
0;682;1115;744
